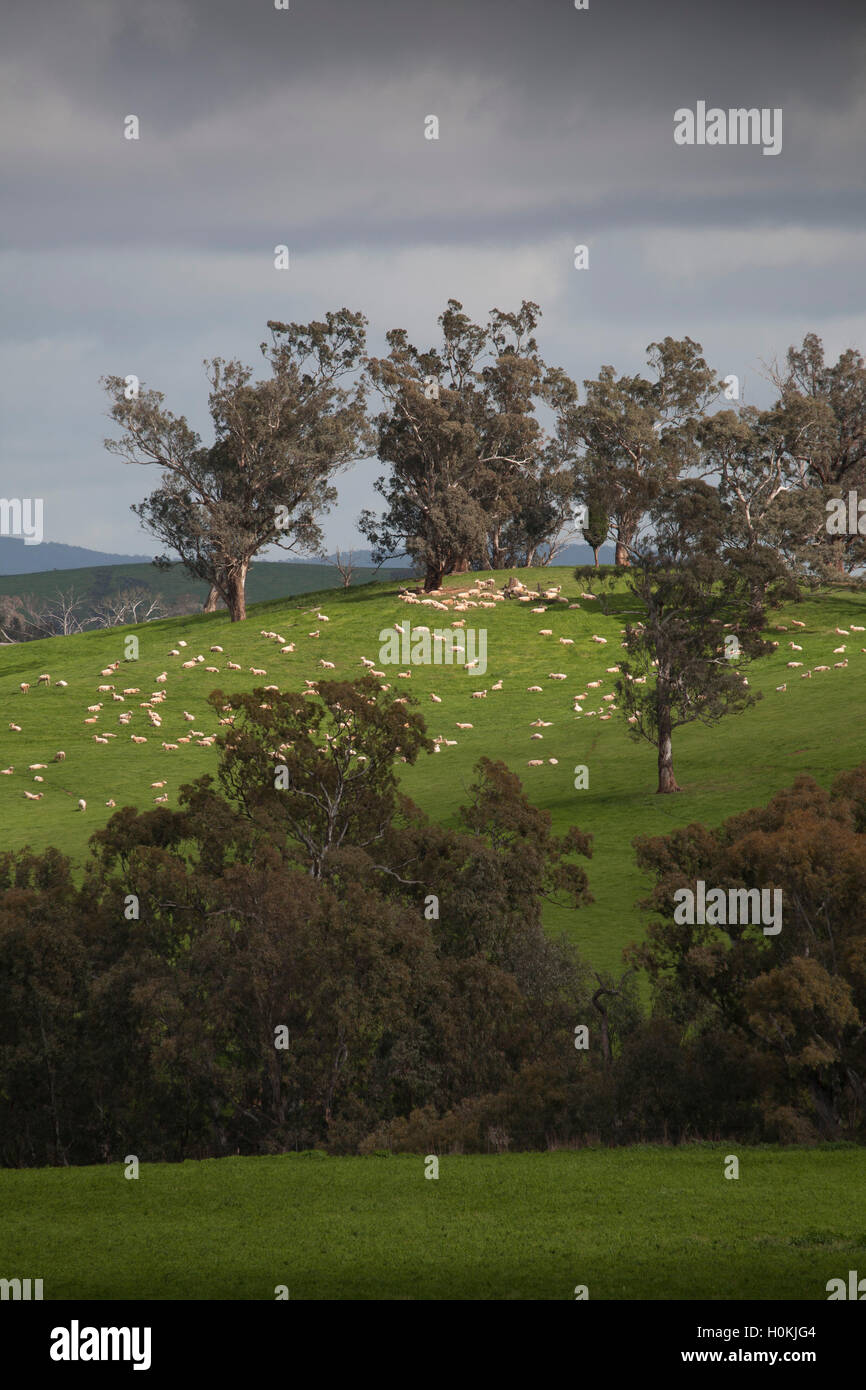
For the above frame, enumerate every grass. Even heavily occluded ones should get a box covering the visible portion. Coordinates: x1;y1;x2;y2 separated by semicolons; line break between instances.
1;567;865;975
1;1146;863;1299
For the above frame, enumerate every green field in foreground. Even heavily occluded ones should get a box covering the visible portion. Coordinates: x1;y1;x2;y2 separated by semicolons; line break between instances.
1;1147;863;1300
1;568;865;975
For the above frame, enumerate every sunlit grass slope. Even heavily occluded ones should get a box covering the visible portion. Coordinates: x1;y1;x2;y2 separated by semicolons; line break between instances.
1;568;864;974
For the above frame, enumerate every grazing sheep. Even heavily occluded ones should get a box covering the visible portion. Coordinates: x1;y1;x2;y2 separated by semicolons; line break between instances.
77;799;86;811
178;641;187;648
53;751;66;761
19;682;30;693
37;673;50;685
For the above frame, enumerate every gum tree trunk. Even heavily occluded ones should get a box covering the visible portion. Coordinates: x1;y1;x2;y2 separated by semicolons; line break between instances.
225;561;249;622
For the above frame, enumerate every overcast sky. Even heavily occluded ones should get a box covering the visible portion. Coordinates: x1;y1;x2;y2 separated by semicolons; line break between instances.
2;0;865;556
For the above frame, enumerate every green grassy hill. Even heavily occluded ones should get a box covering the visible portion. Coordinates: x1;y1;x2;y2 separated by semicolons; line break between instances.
2;567;865;973
1;1145;863;1299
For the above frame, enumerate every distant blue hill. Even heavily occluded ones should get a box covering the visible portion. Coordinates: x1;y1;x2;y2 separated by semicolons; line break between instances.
0;538;154;575
0;536;613;578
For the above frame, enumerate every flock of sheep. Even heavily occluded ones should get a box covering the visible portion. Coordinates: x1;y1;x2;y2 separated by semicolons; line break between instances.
2;582;864;812
2;610;334;811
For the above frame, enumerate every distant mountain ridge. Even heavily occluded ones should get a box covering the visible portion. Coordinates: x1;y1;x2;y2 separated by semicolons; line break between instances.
0;539;411;577
0;538;155;575
0;536;612;578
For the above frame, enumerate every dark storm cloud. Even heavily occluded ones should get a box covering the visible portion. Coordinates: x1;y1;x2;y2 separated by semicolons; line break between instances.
1;0;864;551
